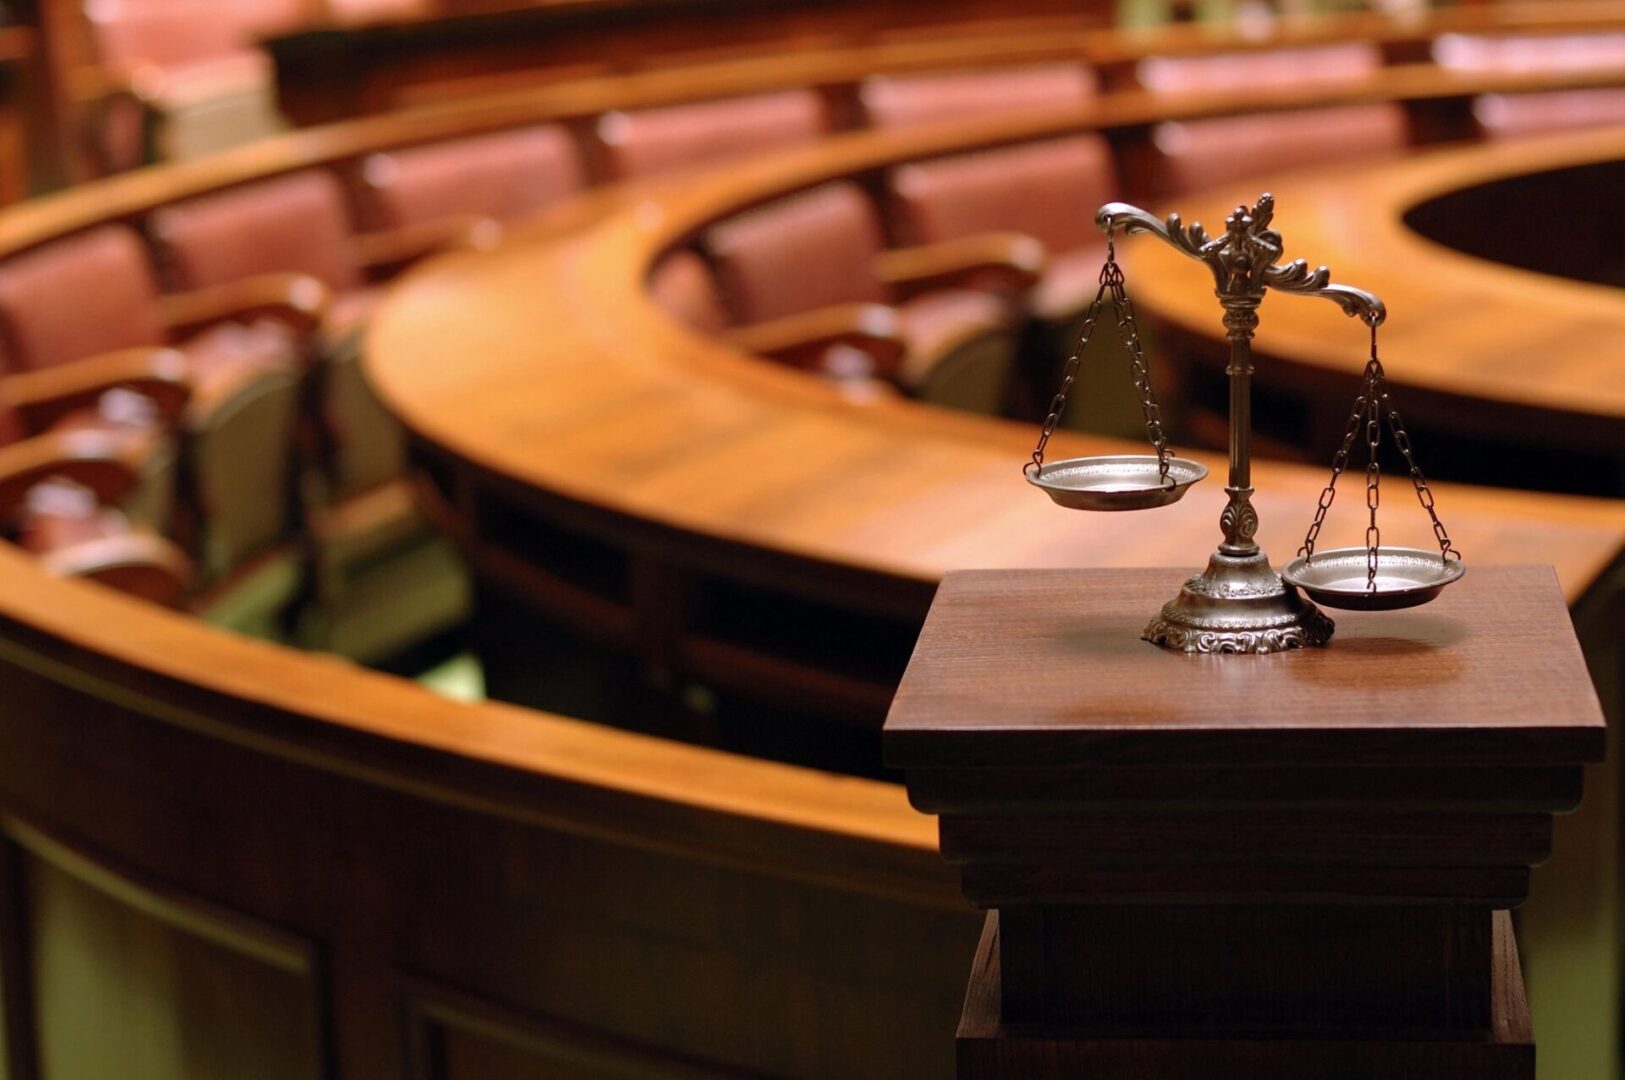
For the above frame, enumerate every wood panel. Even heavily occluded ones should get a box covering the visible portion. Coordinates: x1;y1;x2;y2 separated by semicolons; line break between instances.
955;910;1535;1080
403;981;757;1079
0;544;973;1078
5;822;325;1080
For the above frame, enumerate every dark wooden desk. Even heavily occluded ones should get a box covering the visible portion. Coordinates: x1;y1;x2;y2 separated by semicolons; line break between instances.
886;566;1605;1078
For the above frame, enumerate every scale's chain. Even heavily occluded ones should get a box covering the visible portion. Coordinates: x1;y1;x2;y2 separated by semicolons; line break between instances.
1363;344;1383;593
1297;358;1377;561
1105;267;1173;485
1300;322;1460;593
1368;349;1461;565
1025;236;1173;483
1025;280;1109;477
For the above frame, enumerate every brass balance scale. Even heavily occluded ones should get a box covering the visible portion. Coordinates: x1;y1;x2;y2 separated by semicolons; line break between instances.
1025;194;1464;654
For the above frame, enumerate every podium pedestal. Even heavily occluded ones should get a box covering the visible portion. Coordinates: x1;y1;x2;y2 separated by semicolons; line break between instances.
884;567;1604;1080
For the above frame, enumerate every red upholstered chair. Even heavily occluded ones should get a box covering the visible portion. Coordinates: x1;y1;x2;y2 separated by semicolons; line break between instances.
594;90;830;180
150;169;470;657
1136;43;1381;95
889;134;1116;324
703;181;1042;412
1433;32;1625;75
0;374;192;606
324;0;432;20
0;222;321;529
357;124;586;233
81;0;287;169
887;134;1153;433
228;0;313;35
9;478;192;608
1473;89;1625;139
149;169;478;335
150;170;373;331
857;64;1096;129
1145;103;1410;199
149;167;436;489
0;223;320;378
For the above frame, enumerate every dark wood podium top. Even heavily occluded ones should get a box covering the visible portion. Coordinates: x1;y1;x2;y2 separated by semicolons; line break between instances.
885;566;1606;769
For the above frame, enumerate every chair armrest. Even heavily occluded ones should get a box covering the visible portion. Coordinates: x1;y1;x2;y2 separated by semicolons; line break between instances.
873;232;1048;299
35;531;193;609
724;303;907;378
0;430;147;519
351;214;502;281
306;479;428;601
158;273;331;341
3;347;192;431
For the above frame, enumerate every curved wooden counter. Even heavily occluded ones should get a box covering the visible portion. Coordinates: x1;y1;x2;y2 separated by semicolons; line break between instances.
367;121;1625;631
1126;127;1625;471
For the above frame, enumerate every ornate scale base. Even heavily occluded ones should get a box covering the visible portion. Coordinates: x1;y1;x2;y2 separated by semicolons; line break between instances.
1143;550;1335;654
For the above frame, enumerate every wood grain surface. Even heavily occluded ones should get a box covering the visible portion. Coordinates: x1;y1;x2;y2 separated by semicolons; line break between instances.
1125;128;1625;450
885;566;1605;766
365;126;1625;613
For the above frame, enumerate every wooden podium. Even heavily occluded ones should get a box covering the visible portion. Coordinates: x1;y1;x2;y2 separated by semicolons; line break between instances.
883;567;1605;1080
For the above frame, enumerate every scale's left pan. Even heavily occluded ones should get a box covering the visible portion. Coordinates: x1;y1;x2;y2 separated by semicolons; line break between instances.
1027;454;1208;511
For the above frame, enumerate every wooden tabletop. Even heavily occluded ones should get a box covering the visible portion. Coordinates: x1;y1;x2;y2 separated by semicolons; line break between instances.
365;127;1625;611
1124;128;1625;439
884;566;1606;768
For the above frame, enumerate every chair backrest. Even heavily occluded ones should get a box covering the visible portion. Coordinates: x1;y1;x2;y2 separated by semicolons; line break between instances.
358;124;587;229
858;64;1096;129
594;90;829;180
647;250;728;335
0;225;165;372
324;0;432;21
888;134;1115;253
185;357;301;582
85;0;250;72
229;0;316;34
1433;31;1625;74
149;170;360;292
1147;103;1409;198
1137;43;1381;94
1474;88;1625;139
703;181;888;324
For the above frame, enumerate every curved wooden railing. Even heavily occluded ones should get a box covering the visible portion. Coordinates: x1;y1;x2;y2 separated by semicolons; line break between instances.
1128;127;1625;476
366;117;1625;722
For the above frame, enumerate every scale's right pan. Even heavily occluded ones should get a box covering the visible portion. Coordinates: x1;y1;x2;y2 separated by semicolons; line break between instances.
1281;546;1465;611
